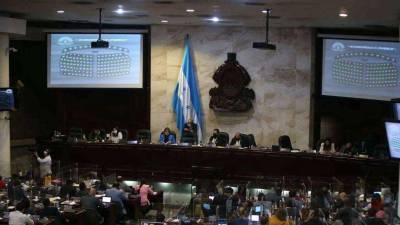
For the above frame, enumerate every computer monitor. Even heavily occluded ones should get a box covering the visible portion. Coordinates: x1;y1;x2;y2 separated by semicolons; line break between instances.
250;215;260;222
254;205;262;213
385;121;400;159
394;103;400;120
102;196;111;203
0;88;15;111
217;219;227;225
202;203;211;210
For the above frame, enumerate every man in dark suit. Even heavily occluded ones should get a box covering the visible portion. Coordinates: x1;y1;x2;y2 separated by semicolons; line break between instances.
230;132;250;148
81;188;104;225
183;118;197;135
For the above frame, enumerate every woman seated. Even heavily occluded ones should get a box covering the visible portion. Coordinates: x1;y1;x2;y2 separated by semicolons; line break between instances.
318;138;336;154
159;127;176;144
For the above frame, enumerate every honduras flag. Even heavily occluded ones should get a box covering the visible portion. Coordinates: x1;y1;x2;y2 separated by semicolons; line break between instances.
172;36;203;143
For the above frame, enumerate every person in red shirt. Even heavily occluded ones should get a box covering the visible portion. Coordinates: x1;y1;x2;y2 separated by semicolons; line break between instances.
0;176;6;189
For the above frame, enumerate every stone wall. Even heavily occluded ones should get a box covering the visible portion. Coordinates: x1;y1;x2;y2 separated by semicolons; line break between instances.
151;25;313;149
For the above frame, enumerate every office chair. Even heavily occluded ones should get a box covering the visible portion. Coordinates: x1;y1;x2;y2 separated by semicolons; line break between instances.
217;132;229;146
119;129;128;143
181;132;196;144
240;134;252;148
247;134;257;147
170;131;177;142
68;127;83;142
278;135;293;150
136;129;151;143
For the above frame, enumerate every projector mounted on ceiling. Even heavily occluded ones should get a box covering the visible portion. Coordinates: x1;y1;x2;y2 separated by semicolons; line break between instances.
91;8;109;48
253;9;276;50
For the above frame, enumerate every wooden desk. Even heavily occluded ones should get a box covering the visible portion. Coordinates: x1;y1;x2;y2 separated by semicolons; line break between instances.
46;142;398;190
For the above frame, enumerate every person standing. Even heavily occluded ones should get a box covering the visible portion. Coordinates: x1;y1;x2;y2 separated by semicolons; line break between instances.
35;149;52;178
135;180;155;216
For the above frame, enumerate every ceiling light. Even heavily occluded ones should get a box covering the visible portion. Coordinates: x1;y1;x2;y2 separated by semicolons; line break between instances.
209;16;220;22
186;9;195;13
339;9;348;17
56;10;65;14
114;8;126;15
261;10;267;14
161;19;169;23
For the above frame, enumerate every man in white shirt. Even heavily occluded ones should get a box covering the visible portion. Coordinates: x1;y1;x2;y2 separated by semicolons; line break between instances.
35;149;52;178
9;201;34;225
110;127;123;143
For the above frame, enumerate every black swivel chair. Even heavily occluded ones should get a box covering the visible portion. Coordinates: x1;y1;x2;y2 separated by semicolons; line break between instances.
68;127;83;142
119;129;128;143
136;129;151;143
181;132;197;144
170;131;177;143
240;134;252;149
217;132;229;146
247;134;257;147
278;135;293;150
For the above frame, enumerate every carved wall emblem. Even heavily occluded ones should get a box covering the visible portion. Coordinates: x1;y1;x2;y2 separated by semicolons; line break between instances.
209;53;255;112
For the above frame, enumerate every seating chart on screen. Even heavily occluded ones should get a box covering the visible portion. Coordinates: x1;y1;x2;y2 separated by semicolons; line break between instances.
48;33;143;88
60;45;131;78
385;122;400;159
322;39;400;101
332;52;398;88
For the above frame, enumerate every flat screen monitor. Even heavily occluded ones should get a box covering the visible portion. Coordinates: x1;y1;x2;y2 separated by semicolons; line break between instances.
250;215;260;222
101;196;111;203
254;205;262;213
322;39;400;101
217;219;227;225
0;88;15;111
385;121;400;159
203;203;211;210
47;33;144;88
393;103;400;120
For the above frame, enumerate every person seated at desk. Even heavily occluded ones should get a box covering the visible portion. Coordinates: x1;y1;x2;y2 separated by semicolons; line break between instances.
59;179;76;199
208;129;221;146
109;127;123;144
105;183;127;215
230;132;250;148
12;180;28;205
88;129;105;142
75;182;89;197
81;188;104;225
318;138;335;154
159;127;176;144
340;142;357;156
9;200;34;225
40;198;64;225
183;118;198;135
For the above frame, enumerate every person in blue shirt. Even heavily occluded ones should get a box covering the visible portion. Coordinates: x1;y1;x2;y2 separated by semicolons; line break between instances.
105;183;127;218
159;127;176;144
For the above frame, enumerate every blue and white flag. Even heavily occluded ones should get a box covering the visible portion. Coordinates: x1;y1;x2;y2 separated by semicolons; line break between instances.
172;36;203;143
